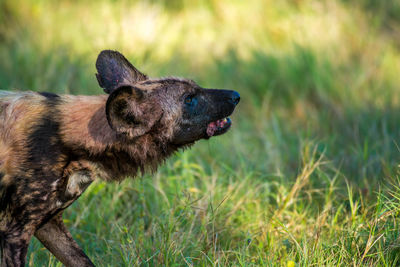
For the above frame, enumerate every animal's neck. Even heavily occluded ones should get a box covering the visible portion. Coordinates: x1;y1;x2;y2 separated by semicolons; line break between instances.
59;95;117;154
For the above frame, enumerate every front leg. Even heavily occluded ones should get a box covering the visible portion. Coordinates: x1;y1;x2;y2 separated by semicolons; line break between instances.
34;213;95;267
34;162;96;266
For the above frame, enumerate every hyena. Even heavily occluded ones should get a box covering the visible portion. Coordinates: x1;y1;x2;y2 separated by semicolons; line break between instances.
0;50;240;266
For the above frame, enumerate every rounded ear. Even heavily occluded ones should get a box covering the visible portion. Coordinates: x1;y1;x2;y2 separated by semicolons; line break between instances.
96;50;148;94
106;86;163;138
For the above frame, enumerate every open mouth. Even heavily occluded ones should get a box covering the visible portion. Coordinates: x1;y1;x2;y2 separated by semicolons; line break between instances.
206;117;232;137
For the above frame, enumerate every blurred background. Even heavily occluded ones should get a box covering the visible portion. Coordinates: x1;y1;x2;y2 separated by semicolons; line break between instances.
1;0;400;265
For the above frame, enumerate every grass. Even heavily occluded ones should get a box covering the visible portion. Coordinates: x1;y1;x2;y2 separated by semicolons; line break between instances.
1;0;400;265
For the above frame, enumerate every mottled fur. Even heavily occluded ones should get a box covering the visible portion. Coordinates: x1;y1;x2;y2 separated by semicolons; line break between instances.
0;50;239;266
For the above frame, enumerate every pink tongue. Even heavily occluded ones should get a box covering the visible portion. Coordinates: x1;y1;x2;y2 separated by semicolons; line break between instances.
206;119;227;137
207;121;218;136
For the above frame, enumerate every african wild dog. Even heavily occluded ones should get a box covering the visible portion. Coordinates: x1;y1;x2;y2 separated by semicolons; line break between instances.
0;50;240;266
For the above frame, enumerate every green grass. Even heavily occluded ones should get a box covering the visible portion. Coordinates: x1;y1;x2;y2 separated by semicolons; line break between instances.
1;0;400;266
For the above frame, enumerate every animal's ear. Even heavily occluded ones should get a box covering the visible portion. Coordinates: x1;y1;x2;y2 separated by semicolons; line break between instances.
106;86;163;138
96;50;148;94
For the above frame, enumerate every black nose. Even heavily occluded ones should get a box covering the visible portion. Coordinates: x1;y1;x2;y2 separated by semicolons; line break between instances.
230;91;240;105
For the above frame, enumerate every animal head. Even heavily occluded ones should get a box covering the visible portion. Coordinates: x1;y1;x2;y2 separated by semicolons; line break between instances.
96;50;240;146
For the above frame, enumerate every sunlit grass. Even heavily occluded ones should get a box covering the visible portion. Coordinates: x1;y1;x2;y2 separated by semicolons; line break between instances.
1;0;400;265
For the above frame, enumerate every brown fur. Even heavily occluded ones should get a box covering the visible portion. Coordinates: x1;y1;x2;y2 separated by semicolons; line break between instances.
0;50;239;266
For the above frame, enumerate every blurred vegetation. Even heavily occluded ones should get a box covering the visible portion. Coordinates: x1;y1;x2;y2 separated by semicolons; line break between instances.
1;0;400;266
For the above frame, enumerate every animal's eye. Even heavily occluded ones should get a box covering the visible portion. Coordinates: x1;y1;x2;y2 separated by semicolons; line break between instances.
185;95;194;105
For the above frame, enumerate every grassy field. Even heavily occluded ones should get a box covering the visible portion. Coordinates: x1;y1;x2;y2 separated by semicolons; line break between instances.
1;0;400;266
